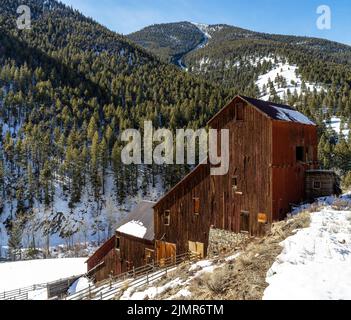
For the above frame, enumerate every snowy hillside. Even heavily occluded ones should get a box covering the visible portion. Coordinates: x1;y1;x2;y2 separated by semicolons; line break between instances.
324;117;350;138
264;197;351;300
101;196;351;301
255;58;324;101
0;258;86;292
0;171;164;259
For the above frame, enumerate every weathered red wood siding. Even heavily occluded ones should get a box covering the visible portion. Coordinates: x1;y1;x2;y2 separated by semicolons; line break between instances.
87;236;116;271
271;121;318;221
116;232;155;273
209;97;272;236
154;164;211;256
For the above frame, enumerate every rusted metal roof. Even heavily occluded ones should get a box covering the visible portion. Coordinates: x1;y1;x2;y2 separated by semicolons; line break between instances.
208;95;316;126
116;201;156;241
239;95;316;125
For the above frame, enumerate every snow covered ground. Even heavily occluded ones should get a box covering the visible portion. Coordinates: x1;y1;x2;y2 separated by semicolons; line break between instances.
0;258;87;292
324;117;350;138
120;258;219;300
256;60;324;101
264;204;351;300
0;172;164;258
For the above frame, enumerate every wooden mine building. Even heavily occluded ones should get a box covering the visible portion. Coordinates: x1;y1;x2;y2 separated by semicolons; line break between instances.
87;95;340;281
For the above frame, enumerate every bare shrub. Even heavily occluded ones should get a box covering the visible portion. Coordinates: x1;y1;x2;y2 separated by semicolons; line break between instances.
205;267;230;295
332;199;351;211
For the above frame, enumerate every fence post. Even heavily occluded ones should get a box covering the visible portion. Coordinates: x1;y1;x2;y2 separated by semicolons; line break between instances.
147;271;149;284
133;266;135;278
88;284;91;299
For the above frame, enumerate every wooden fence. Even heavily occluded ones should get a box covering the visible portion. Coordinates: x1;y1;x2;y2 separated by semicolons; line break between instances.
66;252;199;300
0;274;84;301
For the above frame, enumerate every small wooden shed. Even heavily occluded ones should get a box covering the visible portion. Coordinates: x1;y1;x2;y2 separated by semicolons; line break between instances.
305;170;341;201
86;201;155;282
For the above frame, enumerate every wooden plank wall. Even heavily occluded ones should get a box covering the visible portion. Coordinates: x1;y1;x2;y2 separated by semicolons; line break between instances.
117;232;155;273
87;236;116;271
271;122;318;220
92;248;121;283
305;172;338;201
210;98;272;236
154;164;211;256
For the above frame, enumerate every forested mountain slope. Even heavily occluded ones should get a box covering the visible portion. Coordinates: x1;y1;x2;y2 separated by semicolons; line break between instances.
0;0;230;256
130;22;351;181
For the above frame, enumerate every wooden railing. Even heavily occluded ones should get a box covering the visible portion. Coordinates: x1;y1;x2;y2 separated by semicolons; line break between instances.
0;274;84;301
0;283;47;300
0;252;200;301
66;252;200;301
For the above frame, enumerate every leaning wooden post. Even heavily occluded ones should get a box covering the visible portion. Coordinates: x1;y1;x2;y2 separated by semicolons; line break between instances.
133;266;136;278
88;284;91;299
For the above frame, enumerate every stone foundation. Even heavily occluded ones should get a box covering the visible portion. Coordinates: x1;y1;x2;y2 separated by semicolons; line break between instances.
207;227;250;258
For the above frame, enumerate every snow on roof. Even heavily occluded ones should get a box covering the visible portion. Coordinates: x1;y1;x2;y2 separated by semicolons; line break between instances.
117;220;147;239
115;201;155;241
271;105;315;125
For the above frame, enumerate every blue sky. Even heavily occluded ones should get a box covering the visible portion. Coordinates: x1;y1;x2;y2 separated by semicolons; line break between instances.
60;0;351;45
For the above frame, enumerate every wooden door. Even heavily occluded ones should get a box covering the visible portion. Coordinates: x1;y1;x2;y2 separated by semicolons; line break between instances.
156;241;176;266
188;241;205;258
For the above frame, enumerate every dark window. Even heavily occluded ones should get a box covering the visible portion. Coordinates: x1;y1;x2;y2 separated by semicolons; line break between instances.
193;198;200;215
313;181;321;190
232;176;238;191
240;211;250;233
126;261;133;271
236;103;244;121
296;146;304;162
115;237;120;250
164;210;171;226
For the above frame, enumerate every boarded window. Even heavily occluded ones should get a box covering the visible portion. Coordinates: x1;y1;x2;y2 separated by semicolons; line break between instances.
145;249;154;264
296;146;304;162
235;103;244;121
313;181;321;190
258;213;268;224
240;211;250;233
115;237;120;250
188;241;205;258
164;210;171;226
193;198;200;215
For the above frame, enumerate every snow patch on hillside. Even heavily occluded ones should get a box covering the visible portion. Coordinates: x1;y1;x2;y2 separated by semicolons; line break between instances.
325;117;350;138
0;172;164;258
264;205;351;300
256;60;324;101
0;258;86;292
191;23;212;39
